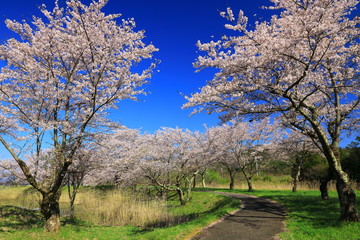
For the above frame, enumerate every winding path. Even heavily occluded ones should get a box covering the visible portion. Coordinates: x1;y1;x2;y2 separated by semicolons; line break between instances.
191;192;286;240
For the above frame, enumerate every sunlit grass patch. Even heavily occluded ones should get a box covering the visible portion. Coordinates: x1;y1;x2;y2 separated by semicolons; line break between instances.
218;188;360;240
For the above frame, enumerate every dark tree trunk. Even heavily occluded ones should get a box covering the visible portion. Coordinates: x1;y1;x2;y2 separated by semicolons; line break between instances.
319;178;329;200
229;170;236;190
321;140;359;221
292;178;299;193
41;190;61;232
320;167;334;200
192;174;197;188
328;143;358;221
307;123;359;222
240;167;254;192
246;178;253;192
336;176;359;221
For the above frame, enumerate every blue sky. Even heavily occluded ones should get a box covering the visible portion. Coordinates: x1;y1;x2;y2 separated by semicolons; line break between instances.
0;0;357;147
0;0;269;134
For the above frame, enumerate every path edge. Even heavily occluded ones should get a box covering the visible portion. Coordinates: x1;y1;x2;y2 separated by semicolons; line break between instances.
184;191;288;240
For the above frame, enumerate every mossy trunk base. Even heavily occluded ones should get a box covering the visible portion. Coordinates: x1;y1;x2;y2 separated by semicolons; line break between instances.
44;215;60;232
336;180;359;222
41;191;61;232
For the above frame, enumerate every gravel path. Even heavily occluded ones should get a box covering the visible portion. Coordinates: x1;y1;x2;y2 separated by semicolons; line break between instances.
191;192;286;240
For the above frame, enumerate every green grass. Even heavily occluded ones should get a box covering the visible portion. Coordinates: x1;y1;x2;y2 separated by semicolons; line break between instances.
0;191;240;240
0;205;43;233
207;188;360;240
1;186;359;240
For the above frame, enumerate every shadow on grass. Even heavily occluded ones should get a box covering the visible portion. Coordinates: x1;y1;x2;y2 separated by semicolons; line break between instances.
61;216;91;227
0;205;44;232
260;194;342;228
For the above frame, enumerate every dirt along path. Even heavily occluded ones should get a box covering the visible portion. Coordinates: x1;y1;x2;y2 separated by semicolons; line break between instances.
191;192;286;240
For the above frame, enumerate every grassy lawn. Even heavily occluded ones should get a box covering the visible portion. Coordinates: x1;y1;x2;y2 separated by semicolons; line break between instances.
0;186;359;239
212;188;360;240
0;189;240;240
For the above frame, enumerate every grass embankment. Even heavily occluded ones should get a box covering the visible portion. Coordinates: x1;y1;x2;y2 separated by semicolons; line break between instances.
0;186;240;240
206;173;341;191
211;188;360;240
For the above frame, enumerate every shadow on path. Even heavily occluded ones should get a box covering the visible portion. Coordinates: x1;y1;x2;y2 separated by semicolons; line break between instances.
191;192;286;240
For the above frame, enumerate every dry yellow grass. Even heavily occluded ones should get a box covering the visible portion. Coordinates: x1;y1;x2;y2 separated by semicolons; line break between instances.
0;186;40;209
0;186;172;227
75;190;172;227
0;186;30;200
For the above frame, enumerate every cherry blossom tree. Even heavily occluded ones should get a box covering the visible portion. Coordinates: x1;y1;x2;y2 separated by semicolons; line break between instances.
0;159;28;186
64;146;99;218
190;127;220;188
184;0;359;221
1;145;98;217
210;119;278;191
135;128;200;205
94;127;209;205
277;131;322;193
0;0;157;231
84;127;144;187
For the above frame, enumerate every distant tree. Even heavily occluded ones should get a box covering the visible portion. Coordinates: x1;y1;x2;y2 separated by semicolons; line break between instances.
0;159;28;186
277;132;321;193
91;127;204;205
299;153;329;191
184;0;359;221
188;128;219;188
0;0;157;231
1;146;98;218
341;137;360;183
210;119;279;191
64;146;98;218
84;127;144;187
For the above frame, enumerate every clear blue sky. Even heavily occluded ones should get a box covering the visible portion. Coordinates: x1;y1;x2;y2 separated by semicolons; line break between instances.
0;0;356;146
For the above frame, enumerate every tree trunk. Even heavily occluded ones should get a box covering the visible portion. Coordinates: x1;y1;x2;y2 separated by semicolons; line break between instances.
336;175;359;221
67;183;77;218
201;172;206;188
319;178;329;200
309;124;359;222
177;188;186;205
240;168;254;192
185;177;193;202
69;199;75;218
229;170;235;190
69;189;76;218
320;167;334;200
327;142;358;221
292;157;301;193
325;145;358;221
246;177;253;192
292;178;298;193
41;190;61;232
192;174;197;188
